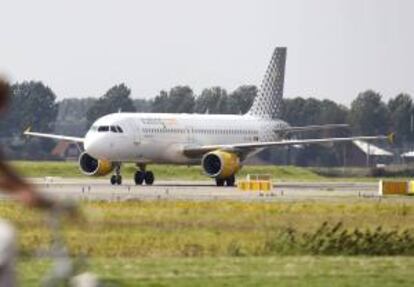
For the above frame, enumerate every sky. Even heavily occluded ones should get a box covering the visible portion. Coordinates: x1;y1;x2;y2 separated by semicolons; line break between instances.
0;0;413;105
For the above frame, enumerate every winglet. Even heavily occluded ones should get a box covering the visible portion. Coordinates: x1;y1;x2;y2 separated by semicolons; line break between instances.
23;126;31;135
387;132;395;144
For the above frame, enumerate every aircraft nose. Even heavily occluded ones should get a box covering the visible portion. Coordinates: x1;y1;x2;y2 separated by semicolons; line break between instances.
84;136;105;158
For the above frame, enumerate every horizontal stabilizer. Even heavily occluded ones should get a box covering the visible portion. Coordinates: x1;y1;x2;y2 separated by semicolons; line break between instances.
353;140;393;156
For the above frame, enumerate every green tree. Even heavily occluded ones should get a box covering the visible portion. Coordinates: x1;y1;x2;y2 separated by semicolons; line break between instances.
319;99;348;125
55;98;97;136
0;81;59;159
5;81;59;136
151;90;168;113
281;97;325;127
168;86;195;113
277;97;349;167
280;97;307;126
388;94;413;143
151;86;195;113
281;97;348;127
133;99;153;112
86;84;136;126
228;85;257;114
194;87;228;114
170;86;194;113
57;98;97;122
301;98;324;125
348;90;390;135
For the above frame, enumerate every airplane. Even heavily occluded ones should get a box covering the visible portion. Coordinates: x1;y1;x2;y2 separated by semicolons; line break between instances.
24;47;392;186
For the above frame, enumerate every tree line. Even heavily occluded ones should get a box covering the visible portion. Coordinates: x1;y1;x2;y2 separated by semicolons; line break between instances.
1;80;413;162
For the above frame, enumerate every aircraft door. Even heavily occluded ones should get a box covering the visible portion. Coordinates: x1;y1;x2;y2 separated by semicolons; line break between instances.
130;119;141;145
186;126;194;144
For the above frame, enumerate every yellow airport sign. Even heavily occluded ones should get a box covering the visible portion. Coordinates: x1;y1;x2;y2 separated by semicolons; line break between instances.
379;180;408;196
238;177;272;192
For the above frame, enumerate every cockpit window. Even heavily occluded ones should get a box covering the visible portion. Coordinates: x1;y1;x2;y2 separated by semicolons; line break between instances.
95;125;123;133
98;126;109;132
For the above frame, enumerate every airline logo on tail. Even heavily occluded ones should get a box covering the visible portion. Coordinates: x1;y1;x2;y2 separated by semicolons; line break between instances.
248;47;287;119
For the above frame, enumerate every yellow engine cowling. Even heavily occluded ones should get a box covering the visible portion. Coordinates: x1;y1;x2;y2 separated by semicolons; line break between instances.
201;150;240;179
78;152;114;176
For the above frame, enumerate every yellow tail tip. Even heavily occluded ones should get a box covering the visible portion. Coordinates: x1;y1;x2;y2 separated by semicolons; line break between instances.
387;132;395;144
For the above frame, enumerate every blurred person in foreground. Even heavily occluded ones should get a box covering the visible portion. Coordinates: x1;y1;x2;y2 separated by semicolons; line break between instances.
0;78;55;287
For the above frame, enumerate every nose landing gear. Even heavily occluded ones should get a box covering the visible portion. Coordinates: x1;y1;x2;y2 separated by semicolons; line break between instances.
134;164;155;185
110;163;122;185
144;171;154;185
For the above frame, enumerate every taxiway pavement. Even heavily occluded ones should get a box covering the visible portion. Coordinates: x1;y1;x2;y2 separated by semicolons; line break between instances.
0;177;410;203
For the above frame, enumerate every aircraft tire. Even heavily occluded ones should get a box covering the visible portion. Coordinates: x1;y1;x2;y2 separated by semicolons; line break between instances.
116;175;122;185
110;175;117;185
225;175;235;187
216;178;225;186
134;171;145;185
144;171;154;185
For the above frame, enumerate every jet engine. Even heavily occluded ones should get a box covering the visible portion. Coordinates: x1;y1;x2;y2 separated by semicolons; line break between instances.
201;150;240;178
79;152;114;176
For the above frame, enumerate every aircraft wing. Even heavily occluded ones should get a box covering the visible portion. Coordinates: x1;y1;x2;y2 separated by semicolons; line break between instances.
23;127;84;143
183;134;393;157
275;124;349;134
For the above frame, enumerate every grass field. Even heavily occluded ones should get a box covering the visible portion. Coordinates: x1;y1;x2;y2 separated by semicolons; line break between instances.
1;200;414;285
19;257;414;286
4;201;414;257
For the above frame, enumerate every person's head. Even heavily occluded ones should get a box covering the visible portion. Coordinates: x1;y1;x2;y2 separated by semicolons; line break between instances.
0;78;10;113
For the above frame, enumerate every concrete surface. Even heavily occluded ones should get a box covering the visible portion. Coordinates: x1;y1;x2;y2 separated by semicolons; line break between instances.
0;178;410;203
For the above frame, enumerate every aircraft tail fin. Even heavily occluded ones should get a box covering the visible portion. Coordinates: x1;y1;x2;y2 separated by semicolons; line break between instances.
247;47;287;119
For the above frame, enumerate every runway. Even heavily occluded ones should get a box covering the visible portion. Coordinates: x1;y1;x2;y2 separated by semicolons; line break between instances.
2;177;410;203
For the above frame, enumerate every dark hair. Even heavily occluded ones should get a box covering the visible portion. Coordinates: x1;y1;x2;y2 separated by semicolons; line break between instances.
0;78;10;110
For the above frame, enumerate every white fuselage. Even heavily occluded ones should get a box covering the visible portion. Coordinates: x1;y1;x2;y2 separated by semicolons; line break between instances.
84;113;289;164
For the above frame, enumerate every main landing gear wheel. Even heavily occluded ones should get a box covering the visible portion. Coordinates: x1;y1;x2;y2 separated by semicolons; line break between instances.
134;169;155;185
215;175;236;187
215;178;225;187
134;171;145;185
225;175;235;187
